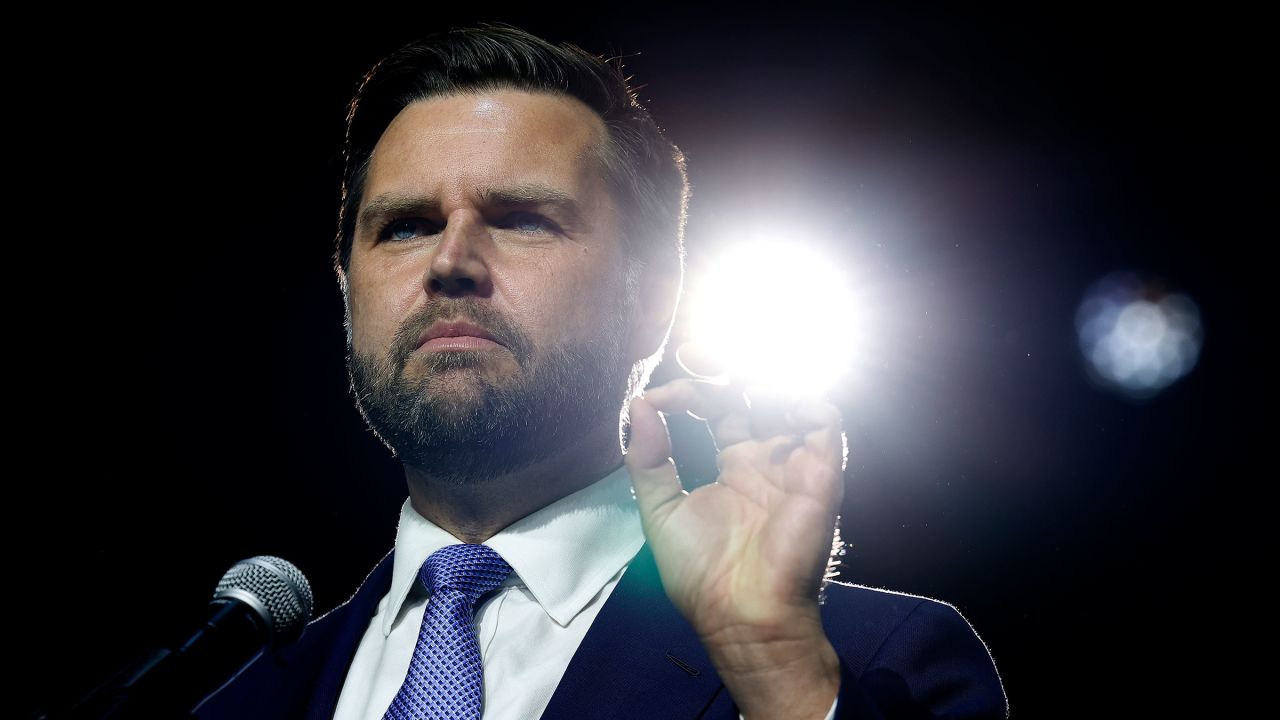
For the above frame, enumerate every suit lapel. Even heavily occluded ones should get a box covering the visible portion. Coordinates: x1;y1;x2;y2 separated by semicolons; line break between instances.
239;542;726;719
192;549;396;720
540;542;725;720
302;548;396;720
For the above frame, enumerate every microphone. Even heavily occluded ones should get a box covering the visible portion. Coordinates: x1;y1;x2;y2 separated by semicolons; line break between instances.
54;555;314;720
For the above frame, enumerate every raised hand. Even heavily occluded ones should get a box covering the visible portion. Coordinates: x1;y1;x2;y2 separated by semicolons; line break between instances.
625;342;847;719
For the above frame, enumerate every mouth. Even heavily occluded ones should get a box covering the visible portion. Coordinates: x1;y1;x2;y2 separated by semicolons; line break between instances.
416;320;506;352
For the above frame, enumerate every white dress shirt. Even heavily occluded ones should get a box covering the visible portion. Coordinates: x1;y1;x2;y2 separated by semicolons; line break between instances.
332;463;838;720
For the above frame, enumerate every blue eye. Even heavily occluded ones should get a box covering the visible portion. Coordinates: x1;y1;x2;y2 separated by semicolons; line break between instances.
376;213;559;242
505;212;559;234
379;218;440;242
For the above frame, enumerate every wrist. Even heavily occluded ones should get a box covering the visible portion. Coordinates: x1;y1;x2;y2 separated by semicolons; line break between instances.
702;620;841;720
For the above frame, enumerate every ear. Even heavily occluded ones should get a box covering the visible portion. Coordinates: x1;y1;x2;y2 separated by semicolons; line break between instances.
335;263;356;348
626;254;684;364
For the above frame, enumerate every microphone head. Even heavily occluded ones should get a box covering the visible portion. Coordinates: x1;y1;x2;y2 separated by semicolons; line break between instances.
213;555;314;647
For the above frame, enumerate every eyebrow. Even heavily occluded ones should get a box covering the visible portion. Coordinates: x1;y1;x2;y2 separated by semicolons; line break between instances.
356;184;588;237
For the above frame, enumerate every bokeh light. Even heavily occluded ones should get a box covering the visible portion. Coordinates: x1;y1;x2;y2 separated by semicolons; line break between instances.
1075;272;1203;399
685;237;865;396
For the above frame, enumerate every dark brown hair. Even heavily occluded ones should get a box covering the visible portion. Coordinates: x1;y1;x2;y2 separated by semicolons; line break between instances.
333;23;689;287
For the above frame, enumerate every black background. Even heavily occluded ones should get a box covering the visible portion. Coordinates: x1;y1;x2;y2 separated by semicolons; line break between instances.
19;4;1258;717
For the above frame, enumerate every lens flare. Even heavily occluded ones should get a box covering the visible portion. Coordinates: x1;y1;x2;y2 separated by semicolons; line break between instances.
686;239;861;395
1076;272;1203;399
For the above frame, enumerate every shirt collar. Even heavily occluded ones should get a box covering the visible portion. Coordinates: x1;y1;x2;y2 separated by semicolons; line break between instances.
382;462;644;636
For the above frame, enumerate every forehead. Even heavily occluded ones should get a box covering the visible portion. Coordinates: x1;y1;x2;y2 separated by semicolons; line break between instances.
364;88;608;197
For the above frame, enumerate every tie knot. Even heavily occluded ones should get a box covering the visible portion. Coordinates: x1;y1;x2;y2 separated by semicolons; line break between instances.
419;543;512;604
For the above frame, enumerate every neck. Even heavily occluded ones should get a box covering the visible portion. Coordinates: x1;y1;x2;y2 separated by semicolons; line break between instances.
403;421;625;543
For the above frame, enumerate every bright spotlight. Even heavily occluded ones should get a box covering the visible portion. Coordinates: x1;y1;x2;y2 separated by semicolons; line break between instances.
1076;271;1203;399
686;239;861;396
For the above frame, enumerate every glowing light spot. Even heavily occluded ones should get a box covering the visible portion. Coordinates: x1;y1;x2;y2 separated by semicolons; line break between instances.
1075;272;1203;399
686;239;863;396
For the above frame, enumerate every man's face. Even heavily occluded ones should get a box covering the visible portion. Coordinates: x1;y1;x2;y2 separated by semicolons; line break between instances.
343;88;638;482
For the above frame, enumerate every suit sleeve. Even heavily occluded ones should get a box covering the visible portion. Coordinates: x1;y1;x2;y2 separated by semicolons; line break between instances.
831;600;1009;719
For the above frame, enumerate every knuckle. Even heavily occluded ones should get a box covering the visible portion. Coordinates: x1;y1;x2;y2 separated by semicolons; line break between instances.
717;443;755;471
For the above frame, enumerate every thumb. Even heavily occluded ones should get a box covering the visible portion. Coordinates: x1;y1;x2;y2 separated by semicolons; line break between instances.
625;396;685;527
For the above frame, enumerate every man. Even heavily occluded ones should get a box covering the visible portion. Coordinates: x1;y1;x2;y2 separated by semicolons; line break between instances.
195;23;1008;720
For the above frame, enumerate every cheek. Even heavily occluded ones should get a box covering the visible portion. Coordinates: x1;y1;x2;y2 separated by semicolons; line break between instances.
513;256;628;344
348;266;421;356
493;253;619;340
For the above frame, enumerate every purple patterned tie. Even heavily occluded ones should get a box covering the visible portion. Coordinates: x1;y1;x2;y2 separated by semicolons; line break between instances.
382;544;512;720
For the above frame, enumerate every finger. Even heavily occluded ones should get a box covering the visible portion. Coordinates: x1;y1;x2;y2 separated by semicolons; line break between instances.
803;423;848;475
715;440;792;508
791;399;846;471
746;390;845;471
716;433;806;474
641;377;742;420
743;385;804;439
675;340;728;378
783;456;845;510
741;393;848;498
787;397;842;434
641;379;754;449
624;396;685;527
645;371;752;435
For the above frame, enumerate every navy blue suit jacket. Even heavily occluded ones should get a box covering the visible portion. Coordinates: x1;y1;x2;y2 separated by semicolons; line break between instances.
193;543;1007;719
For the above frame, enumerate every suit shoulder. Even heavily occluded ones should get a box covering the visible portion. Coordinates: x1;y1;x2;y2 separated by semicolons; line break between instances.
818;580;942;647
821;580;991;630
820;581;1009;718
820;580;998;665
821;580;941;617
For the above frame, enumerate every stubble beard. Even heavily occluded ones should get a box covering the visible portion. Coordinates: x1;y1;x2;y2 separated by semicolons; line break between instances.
345;291;638;485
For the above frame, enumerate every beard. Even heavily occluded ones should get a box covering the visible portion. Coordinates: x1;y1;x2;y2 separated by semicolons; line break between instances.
345;290;639;485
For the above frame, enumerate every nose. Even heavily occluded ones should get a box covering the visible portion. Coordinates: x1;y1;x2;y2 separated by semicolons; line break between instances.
425;208;493;297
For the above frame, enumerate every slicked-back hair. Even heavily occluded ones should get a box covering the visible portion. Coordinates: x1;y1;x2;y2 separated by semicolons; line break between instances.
333;23;689;295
